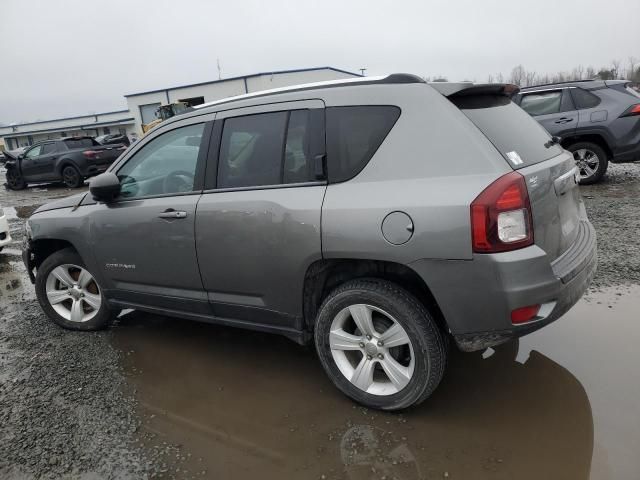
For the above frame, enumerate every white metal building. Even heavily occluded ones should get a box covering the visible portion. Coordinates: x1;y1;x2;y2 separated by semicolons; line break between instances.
0;67;360;150
0;111;136;151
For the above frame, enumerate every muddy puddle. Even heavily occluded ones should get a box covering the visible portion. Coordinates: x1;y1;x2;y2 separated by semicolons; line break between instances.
111;286;640;480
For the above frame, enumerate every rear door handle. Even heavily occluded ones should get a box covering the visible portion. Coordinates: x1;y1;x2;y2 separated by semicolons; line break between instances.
158;210;187;219
554;117;574;124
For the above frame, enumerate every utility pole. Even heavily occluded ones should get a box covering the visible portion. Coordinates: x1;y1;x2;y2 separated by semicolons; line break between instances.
217;58;222;80
359;68;367;76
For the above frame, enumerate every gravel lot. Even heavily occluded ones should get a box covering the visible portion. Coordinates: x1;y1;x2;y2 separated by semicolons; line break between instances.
1;163;639;479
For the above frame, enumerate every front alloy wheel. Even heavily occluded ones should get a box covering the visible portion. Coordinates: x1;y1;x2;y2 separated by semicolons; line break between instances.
6;169;26;190
35;248;111;330
45;264;102;323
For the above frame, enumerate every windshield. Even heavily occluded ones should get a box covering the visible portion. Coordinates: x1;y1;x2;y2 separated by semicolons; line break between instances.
451;95;563;168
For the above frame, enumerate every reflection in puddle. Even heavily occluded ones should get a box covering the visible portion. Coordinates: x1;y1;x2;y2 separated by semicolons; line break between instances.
111;301;602;480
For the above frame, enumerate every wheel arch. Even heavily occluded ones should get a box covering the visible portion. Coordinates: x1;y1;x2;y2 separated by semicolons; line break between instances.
302;258;448;334
56;159;80;176
561;133;613;159
31;238;79;270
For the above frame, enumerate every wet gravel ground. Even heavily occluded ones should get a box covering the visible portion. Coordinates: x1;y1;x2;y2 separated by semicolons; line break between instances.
579;164;640;289
0;163;639;479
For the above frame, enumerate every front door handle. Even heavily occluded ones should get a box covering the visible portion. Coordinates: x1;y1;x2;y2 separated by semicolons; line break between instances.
158;210;187;219
554;117;574;124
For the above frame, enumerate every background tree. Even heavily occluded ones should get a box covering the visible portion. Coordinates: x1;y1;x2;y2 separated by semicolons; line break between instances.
509;65;525;86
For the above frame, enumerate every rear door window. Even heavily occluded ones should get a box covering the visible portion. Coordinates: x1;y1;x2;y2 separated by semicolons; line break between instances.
326;106;400;183
520;91;562;116
41;143;57;155
217;109;319;189
451;95;562;168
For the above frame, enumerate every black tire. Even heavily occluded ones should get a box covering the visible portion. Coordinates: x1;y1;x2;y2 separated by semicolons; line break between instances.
566;142;608;185
314;279;447;411
6;169;26;190
61;165;83;188
35;248;111;331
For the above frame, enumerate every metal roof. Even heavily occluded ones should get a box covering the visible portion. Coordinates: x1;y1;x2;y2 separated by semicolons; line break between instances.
124;66;362;97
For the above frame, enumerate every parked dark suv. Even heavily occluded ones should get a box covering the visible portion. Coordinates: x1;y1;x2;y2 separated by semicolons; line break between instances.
516;80;640;184
22;74;596;410
4;137;126;189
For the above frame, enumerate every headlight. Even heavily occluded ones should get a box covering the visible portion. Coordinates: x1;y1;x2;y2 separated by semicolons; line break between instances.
24;220;32;239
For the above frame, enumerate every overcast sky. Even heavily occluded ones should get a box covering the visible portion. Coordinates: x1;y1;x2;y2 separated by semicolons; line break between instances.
1;0;638;124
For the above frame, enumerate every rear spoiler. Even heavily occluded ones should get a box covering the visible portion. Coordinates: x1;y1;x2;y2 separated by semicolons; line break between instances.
429;82;520;98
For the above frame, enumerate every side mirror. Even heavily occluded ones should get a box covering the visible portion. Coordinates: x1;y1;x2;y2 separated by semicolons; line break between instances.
17;154;24;160
90;172;121;202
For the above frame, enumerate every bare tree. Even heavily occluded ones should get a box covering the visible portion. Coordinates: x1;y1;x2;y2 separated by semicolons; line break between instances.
628;57;637;80
487;74;494;83
496;72;504;83
509;65;526;86
612;59;622;79
585;66;595;79
524;70;537;87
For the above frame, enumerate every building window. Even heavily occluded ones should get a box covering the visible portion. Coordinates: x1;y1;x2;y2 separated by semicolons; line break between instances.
119;128;126;136
140;103;161;125
60;132;67;137
103;126;111;135
178;96;205;107
27;135;34;146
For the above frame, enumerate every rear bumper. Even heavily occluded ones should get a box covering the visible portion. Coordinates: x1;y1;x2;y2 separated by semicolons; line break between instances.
611;141;640;163
410;220;597;352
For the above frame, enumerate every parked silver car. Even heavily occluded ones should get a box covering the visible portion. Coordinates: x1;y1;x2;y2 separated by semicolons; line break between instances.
22;74;596;410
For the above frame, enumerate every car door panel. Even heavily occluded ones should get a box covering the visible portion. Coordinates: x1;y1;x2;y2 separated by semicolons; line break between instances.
195;100;326;328
196;185;325;326
90;194;209;311
20;145;42;179
89;117;213;314
38;143;60;180
521;89;578;139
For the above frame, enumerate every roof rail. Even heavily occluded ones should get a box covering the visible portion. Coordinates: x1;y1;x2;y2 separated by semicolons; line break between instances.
521;79;598;89
194;73;425;111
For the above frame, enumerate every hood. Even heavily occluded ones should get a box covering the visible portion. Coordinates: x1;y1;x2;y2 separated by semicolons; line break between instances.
34;192;87;214
3;149;24;161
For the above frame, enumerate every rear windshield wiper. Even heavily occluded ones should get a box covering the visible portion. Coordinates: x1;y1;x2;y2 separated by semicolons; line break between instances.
544;136;561;148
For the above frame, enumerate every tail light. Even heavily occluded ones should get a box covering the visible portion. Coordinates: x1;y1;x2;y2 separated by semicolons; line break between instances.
82;150;98;159
471;171;534;253
619;104;640;118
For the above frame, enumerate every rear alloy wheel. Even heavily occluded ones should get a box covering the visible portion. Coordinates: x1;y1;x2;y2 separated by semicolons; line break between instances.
314;279;447;410
35;248;111;330
62;165;83;188
567;142;608;185
6;169;26;190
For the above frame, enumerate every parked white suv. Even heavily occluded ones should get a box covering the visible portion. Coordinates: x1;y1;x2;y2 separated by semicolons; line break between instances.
0;205;11;252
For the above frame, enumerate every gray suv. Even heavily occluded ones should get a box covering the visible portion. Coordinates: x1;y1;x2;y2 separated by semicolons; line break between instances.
517;80;640;184
22;74;597;410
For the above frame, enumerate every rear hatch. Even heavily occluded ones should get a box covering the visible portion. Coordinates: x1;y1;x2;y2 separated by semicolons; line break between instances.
440;84;583;261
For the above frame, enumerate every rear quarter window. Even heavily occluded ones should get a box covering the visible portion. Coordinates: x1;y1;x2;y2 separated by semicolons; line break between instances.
326;106;400;183
570;88;601;109
451;95;562;168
